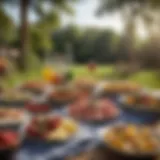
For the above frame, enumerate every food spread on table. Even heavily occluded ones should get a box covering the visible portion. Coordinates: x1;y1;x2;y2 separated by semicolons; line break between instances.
103;124;160;154
26;115;78;141
69;97;119;121
1;79;160;159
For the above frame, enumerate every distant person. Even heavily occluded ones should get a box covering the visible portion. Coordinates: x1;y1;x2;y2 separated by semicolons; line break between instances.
87;60;97;73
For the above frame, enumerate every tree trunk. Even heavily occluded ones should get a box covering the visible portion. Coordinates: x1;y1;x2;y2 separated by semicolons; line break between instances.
18;0;29;71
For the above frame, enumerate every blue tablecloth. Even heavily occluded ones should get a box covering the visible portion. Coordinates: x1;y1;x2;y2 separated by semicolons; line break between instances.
16;101;160;160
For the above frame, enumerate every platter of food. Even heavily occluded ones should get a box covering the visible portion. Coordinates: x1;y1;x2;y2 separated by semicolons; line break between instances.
0;90;31;106
69;97;120;123
101;81;141;97
0;108;25;127
119;93;160;114
25;115;78;142
20;81;46;94
48;85;79;105
101;123;160;160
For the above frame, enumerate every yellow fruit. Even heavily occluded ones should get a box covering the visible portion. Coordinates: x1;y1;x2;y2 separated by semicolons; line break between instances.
61;119;78;134
42;67;56;82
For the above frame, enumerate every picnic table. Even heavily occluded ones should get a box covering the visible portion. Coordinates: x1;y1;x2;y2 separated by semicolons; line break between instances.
15;102;160;160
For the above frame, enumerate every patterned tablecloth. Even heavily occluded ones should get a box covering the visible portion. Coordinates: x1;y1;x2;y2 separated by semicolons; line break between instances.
16;102;160;160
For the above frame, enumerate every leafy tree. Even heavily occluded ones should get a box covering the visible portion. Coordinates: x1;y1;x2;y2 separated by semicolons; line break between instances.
97;1;160;50
97;0;160;73
53;25;80;53
53;26;119;63
1;0;77;71
0;9;15;44
30;11;60;60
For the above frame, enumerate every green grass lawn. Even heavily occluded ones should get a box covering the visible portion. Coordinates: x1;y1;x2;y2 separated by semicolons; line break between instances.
2;65;160;89
128;71;160;89
71;65;114;79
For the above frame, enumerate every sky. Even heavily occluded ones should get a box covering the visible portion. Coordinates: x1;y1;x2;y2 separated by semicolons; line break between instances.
61;0;123;33
5;0;124;33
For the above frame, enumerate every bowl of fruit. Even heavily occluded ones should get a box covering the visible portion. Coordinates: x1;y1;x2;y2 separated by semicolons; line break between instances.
102;123;160;160
25;115;78;143
69;97;120;123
